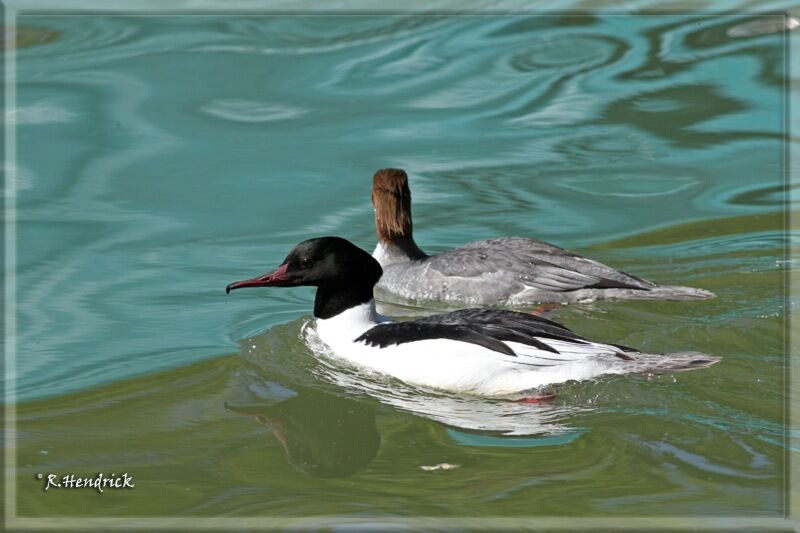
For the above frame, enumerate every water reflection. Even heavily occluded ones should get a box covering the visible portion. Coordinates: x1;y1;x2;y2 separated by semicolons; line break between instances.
728;183;795;207
228;332;590;479
3;25;61;50
226;382;380;479
617;14;788;85
603;84;751;148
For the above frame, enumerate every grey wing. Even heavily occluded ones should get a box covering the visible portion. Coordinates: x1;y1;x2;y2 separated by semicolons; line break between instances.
425;237;656;292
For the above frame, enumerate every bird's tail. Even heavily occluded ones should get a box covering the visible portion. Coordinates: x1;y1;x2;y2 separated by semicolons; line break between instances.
618;350;721;374
567;285;715;303
638;285;715;300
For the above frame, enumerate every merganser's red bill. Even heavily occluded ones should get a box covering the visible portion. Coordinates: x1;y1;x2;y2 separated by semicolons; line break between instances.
226;263;289;293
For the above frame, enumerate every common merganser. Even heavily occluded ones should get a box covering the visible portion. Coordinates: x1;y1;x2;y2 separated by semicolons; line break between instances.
370;168;715;307
227;237;719;397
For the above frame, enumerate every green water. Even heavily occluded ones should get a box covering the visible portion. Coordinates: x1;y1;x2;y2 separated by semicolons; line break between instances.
8;10;794;525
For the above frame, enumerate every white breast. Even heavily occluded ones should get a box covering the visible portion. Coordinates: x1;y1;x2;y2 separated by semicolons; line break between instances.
315;300;389;345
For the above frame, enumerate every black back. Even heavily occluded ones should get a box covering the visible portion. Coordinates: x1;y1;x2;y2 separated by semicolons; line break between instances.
355;308;591;357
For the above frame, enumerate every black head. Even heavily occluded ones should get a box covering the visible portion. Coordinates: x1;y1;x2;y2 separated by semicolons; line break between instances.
226;237;383;319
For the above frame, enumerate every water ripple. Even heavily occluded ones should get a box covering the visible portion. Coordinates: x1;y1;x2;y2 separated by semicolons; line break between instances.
7;100;76;124
201;99;309;123
218;16;448;53
507;34;623;71
15;16;144;63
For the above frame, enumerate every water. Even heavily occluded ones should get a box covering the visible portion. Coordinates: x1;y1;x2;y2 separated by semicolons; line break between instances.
9;11;792;521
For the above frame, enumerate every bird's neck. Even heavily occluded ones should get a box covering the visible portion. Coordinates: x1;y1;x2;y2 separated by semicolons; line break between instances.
373;190;428;264
315;298;386;332
372;237;428;266
314;283;377;320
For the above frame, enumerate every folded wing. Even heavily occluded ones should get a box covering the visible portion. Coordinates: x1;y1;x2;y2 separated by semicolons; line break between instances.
426;237;655;292
355;308;599;361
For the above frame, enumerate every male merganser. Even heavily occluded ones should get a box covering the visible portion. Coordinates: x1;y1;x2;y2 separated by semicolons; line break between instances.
370;168;715;307
227;237;718;397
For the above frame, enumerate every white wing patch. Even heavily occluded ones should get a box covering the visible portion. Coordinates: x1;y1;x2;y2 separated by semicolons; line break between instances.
506;338;620;367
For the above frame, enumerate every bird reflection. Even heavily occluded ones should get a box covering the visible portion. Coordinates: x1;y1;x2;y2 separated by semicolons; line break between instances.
226;382;380;478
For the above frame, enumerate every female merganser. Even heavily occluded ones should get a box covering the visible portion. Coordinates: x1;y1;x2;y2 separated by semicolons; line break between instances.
370;168;715;307
227;237;718;397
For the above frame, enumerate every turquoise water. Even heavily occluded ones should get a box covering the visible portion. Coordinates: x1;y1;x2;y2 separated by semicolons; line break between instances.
8;11;793;521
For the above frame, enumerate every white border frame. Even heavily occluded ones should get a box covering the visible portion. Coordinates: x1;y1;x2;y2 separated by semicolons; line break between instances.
3;5;797;531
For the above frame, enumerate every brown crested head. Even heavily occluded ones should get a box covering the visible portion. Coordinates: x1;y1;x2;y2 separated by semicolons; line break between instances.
372;168;413;243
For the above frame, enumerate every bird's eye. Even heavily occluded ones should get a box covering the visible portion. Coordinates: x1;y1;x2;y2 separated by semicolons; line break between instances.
301;258;313;269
